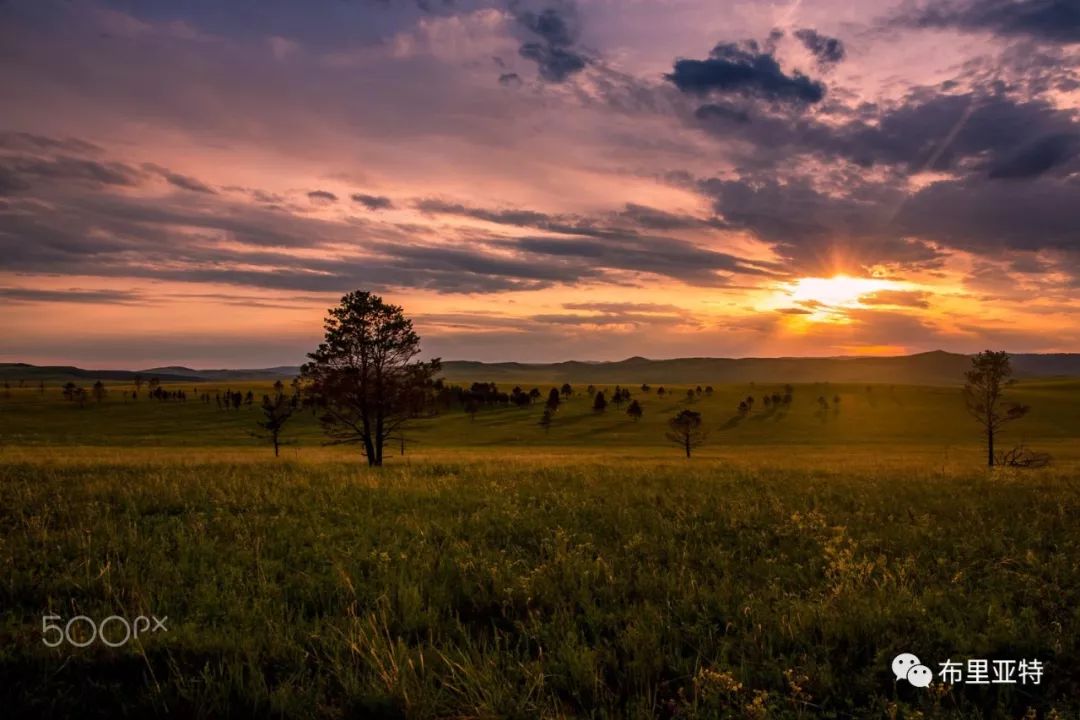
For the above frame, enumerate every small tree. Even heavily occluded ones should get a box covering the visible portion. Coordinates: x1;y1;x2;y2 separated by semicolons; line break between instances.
133;374;144;396
640;383;651;393
255;392;296;457
666;409;707;458
539;408;554;433
560;383;573;399
91;380;107;403
657;386;666;398
963;350;1029;468
593;390;607;413
546;388;561;412
626;399;643;422
464;396;479;422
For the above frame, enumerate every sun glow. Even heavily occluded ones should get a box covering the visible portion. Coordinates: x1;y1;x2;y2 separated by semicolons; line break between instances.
789;275;898;307
767;274;908;324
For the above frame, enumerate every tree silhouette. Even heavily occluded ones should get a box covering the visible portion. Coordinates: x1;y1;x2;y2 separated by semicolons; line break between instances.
300;291;441;467
666;409;707;458
254;391;297;457
91;380;107;403
560;383;573;399
539;408;554;433
963;350;1030;467
657;386;666;398
546;388;561;412
626;399;643;422
592;390;607;413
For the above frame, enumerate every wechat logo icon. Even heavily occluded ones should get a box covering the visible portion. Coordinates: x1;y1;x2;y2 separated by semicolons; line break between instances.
892;653;932;688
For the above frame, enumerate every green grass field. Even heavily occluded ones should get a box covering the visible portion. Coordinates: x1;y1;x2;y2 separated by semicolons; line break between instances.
1;379;1079;718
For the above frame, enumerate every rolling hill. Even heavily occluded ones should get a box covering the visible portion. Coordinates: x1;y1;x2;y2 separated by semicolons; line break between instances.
2;351;1079;385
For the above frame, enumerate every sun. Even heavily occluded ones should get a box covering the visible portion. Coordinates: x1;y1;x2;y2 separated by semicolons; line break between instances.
789;275;897;307
765;274;905;324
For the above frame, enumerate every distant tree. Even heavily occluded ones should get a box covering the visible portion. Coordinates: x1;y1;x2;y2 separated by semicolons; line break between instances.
666;409;707;458
587;384;596;397
244;390;254;406
626;399;643;422
464;396;479;422
133;374;144;396
963;350;1030;468
560;383;573;399
737;400;749;417
695;385;703;396
91;380;107;403
705;386;714;396
38;380;46;396
832;394;841;407
546;388;561;412
148;377;160;394
763;395;772;408
300;291;441;467
61;382;78;401
611;385;625;408
640;383;651;393
254;391;297;457
592;390;607;413
817;395;829;410
528;387;542;405
539;408;554;433
231;392;243;411
657;386;666;398
686;388;696;403
273;379;285;395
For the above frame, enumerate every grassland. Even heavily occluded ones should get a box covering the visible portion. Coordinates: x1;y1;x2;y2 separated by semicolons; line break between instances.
1;379;1079;718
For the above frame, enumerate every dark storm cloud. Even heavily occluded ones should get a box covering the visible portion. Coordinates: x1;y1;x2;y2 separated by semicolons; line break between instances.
793;28;846;65
699;175;947;273
987;132;1078;178
513;3;589;82
351;193;394;210
691;89;1080;180
898;0;1080;44
0;287;143;304
307;190;338;203
894;175;1080;252
666;41;826;104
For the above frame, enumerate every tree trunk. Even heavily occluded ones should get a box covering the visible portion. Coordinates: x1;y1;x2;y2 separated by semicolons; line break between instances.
273;435;280;458
684;436;691;458
987;425;994;468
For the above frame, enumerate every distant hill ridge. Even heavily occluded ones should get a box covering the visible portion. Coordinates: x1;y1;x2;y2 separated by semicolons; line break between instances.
2;351;1079;385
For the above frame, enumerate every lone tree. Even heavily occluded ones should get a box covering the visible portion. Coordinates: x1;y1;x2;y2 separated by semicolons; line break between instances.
560;383;573;399
963;350;1030;467
300;291;441;467
255;391;297;457
91;380;107;403
666;409;707;458
546;388;561;412
626;399;643;422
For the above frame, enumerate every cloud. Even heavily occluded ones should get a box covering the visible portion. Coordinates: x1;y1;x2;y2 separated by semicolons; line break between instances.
793;28;846;65
666;40;826;104
987;132;1078;178
143;163;217;193
1;155;142;188
897;0;1080;44
513;3;589;82
351;193;394;210
307;189;338;203
0;287;143;304
858;290;932;309
498;72;522;87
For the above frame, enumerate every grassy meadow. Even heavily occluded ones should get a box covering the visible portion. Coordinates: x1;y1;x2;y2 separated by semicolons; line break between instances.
1;378;1079;718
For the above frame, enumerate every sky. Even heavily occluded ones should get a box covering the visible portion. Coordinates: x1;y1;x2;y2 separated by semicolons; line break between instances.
0;0;1078;367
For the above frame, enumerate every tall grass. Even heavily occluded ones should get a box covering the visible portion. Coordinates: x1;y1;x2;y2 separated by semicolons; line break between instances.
2;458;1078;718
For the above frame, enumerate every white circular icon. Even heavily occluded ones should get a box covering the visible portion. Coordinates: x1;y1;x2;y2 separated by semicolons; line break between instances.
891;652;921;681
